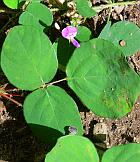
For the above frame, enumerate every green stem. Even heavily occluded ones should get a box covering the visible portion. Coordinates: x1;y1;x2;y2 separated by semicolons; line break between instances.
93;1;140;12
107;7;112;22
106;0;113;22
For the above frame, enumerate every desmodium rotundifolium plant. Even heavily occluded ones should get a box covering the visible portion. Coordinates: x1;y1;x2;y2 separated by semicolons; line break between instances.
1;0;140;161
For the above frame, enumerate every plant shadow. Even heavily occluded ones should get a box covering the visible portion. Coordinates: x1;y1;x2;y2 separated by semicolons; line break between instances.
0;119;47;162
29;123;64;146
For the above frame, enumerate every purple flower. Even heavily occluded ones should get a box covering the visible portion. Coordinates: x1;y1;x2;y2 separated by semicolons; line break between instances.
62;26;80;48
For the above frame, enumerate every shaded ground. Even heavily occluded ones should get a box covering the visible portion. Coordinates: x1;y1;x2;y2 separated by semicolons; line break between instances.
0;1;140;161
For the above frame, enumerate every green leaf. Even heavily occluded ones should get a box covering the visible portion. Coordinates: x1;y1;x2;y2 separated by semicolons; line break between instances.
76;26;91;42
76;0;96;17
23;86;83;143
99;21;140;56
102;143;140;162
1;26;57;90
54;37;75;71
3;0;24;9
19;3;53;28
66;38;140;118
45;135;99;162
99;21;111;39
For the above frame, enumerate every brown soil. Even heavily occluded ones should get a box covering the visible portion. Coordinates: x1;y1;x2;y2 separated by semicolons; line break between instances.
0;1;140;162
81;96;140;148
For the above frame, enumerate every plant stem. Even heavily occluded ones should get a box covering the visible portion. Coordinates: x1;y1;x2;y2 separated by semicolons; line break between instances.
93;1;140;12
106;0;113;22
47;78;67;86
107;6;112;22
0;93;22;107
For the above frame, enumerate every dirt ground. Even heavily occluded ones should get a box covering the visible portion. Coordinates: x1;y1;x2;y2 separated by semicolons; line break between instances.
0;1;140;162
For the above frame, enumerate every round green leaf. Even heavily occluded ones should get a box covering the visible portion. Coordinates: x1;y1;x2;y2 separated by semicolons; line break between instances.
66;38;140;118
76;26;91;42
102;143;140;162
99;21;140;56
23;86;83;143
19;3;53;28
3;0;19;9
1;26;57;90
76;0;96;17
45;135;99;162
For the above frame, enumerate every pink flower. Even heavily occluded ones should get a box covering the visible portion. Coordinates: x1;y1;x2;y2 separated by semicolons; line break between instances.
62;26;80;48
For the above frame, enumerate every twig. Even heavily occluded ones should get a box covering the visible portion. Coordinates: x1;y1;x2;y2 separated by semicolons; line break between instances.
0;93;22;107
